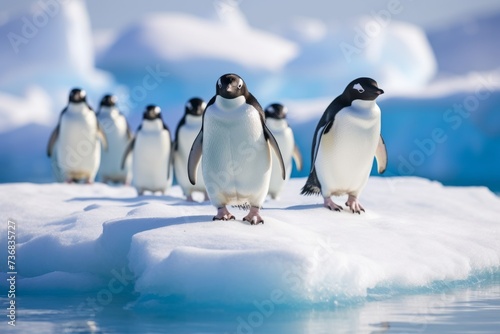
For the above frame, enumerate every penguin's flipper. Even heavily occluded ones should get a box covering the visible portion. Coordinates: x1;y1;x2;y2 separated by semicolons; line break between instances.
126;122;134;140
121;137;135;170
97;123;108;151
310;120;332;171
188;130;203;185
302;119;332;196
263;125;286;180
167;141;174;180
47;125;59;157
173;115;186;151
293;144;303;172
375;135;388;174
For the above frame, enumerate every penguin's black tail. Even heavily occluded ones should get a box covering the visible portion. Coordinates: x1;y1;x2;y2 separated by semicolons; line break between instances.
300;169;322;196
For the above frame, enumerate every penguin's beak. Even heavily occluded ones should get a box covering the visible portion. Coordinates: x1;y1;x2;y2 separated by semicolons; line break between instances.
377;88;384;95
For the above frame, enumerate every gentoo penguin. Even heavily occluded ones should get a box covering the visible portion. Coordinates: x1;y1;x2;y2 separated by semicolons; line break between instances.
47;88;107;183
301;77;388;213
264;103;303;199
97;94;133;184
173;97;208;201
122;105;172;195
188;73;286;224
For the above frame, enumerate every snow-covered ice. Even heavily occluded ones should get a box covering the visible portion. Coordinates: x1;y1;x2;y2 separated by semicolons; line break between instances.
1;177;499;308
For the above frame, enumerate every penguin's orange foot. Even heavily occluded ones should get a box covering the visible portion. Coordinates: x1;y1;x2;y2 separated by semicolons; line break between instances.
243;206;264;225
213;207;235;221
324;197;343;212
345;195;365;214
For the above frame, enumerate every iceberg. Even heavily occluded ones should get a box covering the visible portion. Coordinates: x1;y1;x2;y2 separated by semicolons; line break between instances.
0;0;113;97
1;178;499;309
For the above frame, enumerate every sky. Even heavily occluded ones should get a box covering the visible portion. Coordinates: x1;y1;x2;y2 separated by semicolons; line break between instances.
3;0;500;34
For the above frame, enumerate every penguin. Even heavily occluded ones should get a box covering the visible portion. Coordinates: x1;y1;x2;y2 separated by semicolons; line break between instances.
122;105;172;195
173;97;208;201
97;94;133;184
301;77;388;213
47;88;107;183
188;73;286;224
264;103;303;200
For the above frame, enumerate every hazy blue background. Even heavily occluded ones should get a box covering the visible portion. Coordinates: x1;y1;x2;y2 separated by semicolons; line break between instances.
4;0;500;31
0;0;499;190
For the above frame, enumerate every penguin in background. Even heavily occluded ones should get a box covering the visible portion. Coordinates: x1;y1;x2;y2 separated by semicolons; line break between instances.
264;103;303;200
188;73;286;225
173;97;208;201
301;77;388;213
47;88;107;183
97;94;133;184
122;105;172;195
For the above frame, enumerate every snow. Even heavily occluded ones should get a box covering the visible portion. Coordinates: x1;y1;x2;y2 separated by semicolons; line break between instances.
1;178;499;308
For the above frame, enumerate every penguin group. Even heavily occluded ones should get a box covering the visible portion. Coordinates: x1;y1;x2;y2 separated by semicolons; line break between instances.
47;74;387;224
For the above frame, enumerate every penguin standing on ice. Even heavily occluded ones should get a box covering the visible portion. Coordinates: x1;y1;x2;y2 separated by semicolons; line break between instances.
47;88;107;183
97;94;133;184
188;73;286;224
122;105;172;195
264;103;303;200
301;77;388;213
173;97;208;201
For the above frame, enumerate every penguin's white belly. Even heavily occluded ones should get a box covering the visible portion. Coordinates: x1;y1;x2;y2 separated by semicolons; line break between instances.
57;114;100;180
316;106;380;197
175;125;205;194
99;116;130;179
269;128;294;197
132;131;171;191
202;104;271;207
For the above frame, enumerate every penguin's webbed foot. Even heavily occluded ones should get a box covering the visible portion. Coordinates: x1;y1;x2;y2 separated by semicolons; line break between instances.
324;197;343;212
346;195;365;214
243;206;264;225
213;207;235;221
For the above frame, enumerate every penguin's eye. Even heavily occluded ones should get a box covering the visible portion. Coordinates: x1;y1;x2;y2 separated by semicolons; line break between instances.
353;83;365;93
217;78;222;88
237;78;243;89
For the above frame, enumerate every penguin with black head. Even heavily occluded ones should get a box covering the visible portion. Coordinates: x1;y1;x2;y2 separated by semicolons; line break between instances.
122;105;172;195
47;88;107;183
173;97;208;201
97;94;133;184
188;73;286;224
301;77;388;213
264;103;302;200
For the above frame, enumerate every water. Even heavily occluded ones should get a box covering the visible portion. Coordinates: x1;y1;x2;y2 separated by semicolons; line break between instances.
3;280;500;333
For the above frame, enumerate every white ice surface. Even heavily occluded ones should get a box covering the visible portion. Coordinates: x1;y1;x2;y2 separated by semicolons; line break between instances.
0;177;499;307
